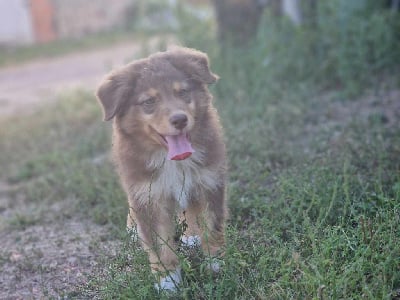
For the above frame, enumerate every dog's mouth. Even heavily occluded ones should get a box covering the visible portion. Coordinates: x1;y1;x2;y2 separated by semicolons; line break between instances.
159;133;195;161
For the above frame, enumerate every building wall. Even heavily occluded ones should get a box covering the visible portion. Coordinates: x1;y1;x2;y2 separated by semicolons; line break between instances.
53;0;135;39
0;0;135;46
0;0;34;45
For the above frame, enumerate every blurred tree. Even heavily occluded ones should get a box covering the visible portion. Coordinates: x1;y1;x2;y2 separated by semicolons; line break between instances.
211;0;308;46
211;0;398;52
211;0;268;45
304;0;317;28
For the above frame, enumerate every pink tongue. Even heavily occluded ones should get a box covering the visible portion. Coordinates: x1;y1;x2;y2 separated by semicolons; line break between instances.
165;134;194;160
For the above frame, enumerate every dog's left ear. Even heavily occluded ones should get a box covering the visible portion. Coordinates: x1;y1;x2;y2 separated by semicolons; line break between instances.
96;64;140;121
164;47;219;84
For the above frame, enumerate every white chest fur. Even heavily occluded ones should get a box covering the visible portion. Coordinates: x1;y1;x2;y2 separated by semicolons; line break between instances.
131;151;221;209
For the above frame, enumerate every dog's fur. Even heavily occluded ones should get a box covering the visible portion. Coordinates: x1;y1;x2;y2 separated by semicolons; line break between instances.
96;47;227;289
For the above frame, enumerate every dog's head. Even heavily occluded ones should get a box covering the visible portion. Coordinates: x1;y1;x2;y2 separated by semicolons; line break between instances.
96;47;218;160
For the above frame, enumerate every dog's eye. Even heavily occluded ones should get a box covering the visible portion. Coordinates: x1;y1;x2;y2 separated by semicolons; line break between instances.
142;97;156;106
178;89;191;103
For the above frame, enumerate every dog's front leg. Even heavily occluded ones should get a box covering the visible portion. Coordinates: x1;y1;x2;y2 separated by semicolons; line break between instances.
179;200;202;247
201;185;227;272
130;199;181;291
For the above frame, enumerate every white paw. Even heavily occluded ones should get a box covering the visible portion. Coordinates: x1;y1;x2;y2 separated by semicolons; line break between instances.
154;268;182;292
181;235;201;247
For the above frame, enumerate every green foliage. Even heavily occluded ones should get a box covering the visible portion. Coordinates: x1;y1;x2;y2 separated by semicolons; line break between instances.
0;90;127;230
177;0;400;97
130;0;178;33
313;1;400;95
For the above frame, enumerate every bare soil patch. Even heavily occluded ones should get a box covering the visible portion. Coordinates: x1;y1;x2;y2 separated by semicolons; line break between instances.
0;177;118;299
0;219;119;299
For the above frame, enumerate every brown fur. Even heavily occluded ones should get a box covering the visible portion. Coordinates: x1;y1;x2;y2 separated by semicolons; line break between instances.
96;47;227;276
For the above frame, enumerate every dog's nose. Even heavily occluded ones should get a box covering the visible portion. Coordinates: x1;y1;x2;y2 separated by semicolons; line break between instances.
170;114;188;130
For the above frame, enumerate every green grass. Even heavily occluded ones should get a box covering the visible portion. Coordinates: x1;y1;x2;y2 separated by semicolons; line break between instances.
0;90;126;229
1;2;399;298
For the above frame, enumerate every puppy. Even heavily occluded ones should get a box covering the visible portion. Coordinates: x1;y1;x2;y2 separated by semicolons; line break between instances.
96;47;227;291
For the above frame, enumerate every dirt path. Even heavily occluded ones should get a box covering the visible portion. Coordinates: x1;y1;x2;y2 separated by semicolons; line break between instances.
0;40;157;116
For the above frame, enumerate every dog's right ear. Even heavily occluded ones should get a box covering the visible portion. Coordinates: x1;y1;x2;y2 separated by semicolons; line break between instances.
163;47;219;85
96;65;139;121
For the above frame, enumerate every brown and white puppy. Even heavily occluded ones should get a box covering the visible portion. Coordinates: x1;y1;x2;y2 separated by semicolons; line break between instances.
96;47;227;291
